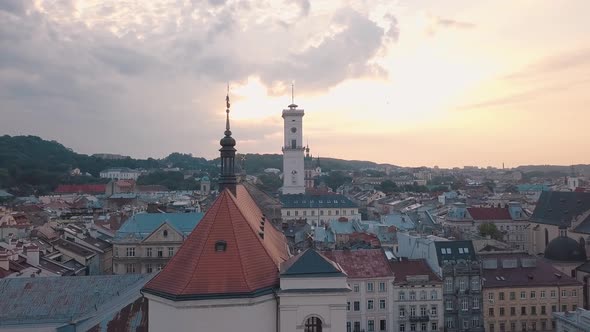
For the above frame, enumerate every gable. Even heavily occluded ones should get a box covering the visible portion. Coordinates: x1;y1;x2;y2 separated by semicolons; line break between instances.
142;222;184;243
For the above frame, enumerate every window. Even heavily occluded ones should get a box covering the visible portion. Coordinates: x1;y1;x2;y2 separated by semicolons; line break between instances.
379;282;386;292
354;322;361;332
367;282;374;292
304;316;322;332
562;304;567;312
445;278;453;292
125;263;135;274
146;263;153;273
510;307;516;316
420;306;427;316
541;306;546;315
472;277;480;290
500;323;506;332
347;322;351;332
367;300;374;310
399;324;405;332
510;292;516;300
347;302;351;311
446;318;454;329
379;320;386;331
552;305;556;313
462;320;468;330
521;306;526;315
520;291;526;299
168;247;174;257
499;292;505;300
472;317;479;328
114;247;119;257
156;264;163;271
420;291;426;300
286;211;290;216
399;291;405;300
572;289;578;297
540;291;545;299
368;320;375;332
531;322;536;331
531;306;536;315
295;211;299;216
430;290;437;300
353;284;359;292
146;247;152;257
379;299;386;310
573;304;577;311
541;321;546;330
399;306;406;317
126;247;135;257
511;322;516;331
421;322;427;331
445;300;453;310
489;308;494;316
409;291;416;300
459;279;466;291
550;290;556;298
500;307;505;316
431;305;437;316
461;299;468;311
521;322;526;331
291;139;297;149
473;296;480;309
353;301;360;311
157;247;163;257
162;230;168;237
431;322;437;331
561;289;567;297
489;323;495;332
410;323;416;331
410;306;416;317
530;291;536;299
488;292;494;300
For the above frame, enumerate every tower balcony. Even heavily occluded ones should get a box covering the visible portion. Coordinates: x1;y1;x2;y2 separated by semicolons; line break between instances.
282;146;306;152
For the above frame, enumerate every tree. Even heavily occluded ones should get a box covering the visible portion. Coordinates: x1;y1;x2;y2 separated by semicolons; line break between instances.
378;180;398;193
320;171;352;191
479;222;503;240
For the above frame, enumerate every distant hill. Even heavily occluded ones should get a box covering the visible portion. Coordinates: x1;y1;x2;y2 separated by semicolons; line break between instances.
0;135;396;196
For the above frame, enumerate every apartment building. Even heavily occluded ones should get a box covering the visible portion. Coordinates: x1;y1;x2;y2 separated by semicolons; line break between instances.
322;249;394;332
112;212;203;274
482;254;583;332
390;259;444;332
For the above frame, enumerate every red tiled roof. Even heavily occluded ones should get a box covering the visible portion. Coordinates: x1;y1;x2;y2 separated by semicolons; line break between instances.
143;185;289;299
54;184;106;194
321;249;393;279
467;207;512;220
390;259;441;283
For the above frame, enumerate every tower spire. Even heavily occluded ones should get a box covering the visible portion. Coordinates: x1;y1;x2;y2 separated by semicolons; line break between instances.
288;81;298;109
219;85;237;195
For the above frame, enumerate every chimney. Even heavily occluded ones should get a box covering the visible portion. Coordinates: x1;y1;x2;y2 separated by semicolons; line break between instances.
24;244;40;266
0;250;9;271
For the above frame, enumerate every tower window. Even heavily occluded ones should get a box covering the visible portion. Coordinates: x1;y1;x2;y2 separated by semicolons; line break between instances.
291;139;297;149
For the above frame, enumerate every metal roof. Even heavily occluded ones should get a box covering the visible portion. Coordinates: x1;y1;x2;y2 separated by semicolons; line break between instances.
0;274;151;326
114;212;204;240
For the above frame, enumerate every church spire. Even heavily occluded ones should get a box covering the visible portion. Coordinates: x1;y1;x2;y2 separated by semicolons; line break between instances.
219;85;237;195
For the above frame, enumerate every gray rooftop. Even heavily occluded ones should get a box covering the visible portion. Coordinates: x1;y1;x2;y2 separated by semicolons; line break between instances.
0;274;151;326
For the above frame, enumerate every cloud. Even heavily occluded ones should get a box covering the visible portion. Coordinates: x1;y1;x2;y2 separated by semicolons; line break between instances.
426;15;476;36
0;0;397;158
504;48;590;81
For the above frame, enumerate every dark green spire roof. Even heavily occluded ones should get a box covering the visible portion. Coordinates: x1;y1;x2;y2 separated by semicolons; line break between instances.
280;249;345;278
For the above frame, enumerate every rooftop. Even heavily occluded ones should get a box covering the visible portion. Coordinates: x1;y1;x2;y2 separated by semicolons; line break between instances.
281;249;345;278
143;186;289;300
531;191;590;226
467;207;512;221
115;212;204;241
390;259;441;284
0;274;150;326
54;184;106;194
481;254;582;288
321;249;393;279
434;240;476;264
52;238;97;258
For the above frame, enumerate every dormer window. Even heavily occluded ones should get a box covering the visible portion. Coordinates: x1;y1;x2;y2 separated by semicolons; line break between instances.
215;241;227;252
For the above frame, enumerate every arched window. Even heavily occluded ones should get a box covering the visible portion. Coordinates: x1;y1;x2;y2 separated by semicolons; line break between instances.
304;316;322;332
544;228;549;246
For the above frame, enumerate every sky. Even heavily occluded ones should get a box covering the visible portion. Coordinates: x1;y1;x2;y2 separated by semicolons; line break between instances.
1;0;589;168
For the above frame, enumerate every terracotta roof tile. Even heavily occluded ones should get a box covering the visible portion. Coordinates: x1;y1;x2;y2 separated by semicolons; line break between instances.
54;184;106;194
143;185;289;299
321;249;393;279
390;259;441;283
467;207;512;220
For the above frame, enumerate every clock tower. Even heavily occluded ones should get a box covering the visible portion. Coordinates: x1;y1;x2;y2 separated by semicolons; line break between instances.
282;101;305;195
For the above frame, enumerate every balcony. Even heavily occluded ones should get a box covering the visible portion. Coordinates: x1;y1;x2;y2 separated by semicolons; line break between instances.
409;315;430;323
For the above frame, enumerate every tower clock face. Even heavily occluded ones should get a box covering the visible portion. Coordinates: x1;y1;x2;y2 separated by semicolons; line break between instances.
290;127;297;133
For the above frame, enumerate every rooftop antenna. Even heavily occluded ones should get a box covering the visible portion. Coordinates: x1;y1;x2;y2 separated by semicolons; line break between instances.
288;80;298;109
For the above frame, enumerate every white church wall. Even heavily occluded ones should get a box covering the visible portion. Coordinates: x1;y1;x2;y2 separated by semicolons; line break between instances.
147;293;277;332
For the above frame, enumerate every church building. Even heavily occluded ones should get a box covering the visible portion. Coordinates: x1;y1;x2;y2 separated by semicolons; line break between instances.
142;92;350;332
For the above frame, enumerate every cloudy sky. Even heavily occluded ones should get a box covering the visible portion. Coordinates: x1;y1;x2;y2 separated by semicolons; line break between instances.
1;0;589;167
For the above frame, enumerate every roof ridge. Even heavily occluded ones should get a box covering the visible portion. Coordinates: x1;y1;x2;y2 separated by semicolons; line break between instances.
177;191;226;295
227;190;279;275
